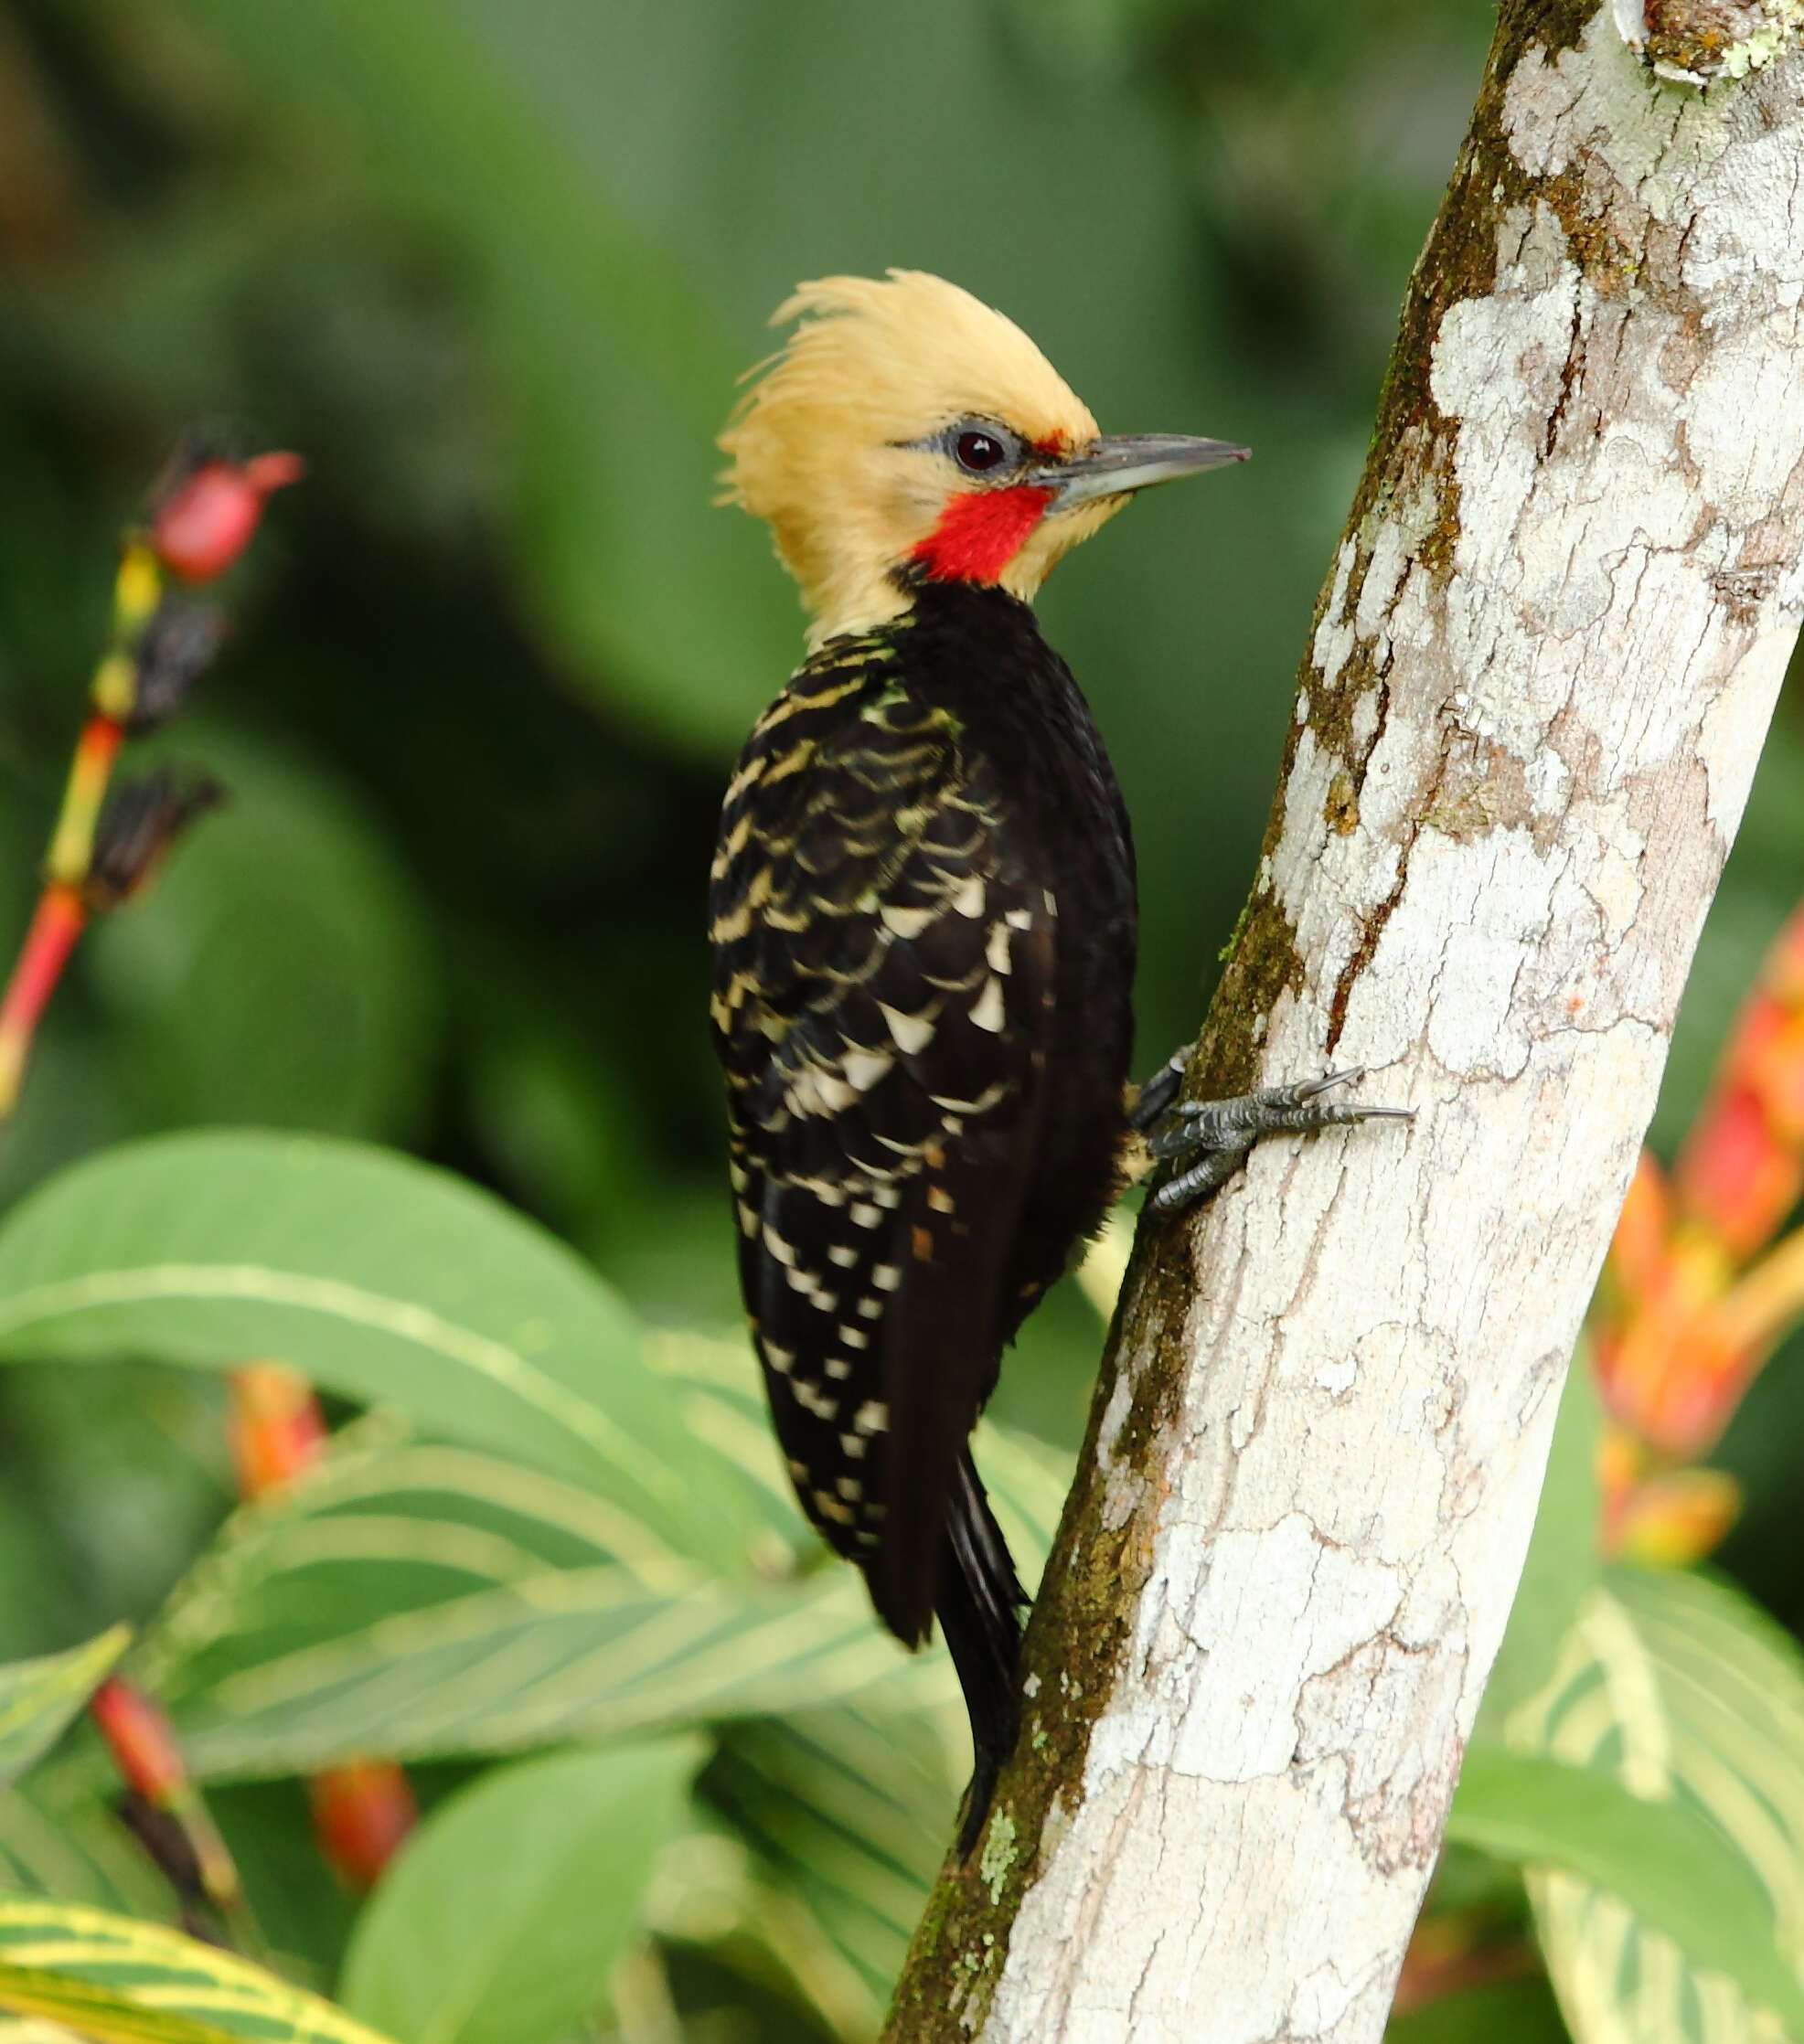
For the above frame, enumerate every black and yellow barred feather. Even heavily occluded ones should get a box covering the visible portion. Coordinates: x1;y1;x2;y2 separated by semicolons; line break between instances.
709;578;1137;1842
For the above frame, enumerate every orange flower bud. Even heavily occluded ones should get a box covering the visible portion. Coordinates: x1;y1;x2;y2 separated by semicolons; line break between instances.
1676;1081;1799;1261
150;452;304;584
309;1762;416;1890
228;1364;326;1498
1602;1151;1674;1321
1749;1008;1804;1145
1596;1225;1743;1453
1591;903;1804;1511
91;1677;187;1805
1676;903;1804;1259
1612;1467;1741;1564
1596;1417;1645;1519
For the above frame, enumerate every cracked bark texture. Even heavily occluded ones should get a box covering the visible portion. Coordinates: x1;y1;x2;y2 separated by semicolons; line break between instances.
883;4;1804;2040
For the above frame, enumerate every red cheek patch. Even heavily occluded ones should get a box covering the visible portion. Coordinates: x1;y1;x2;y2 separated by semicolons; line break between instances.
911;484;1055;585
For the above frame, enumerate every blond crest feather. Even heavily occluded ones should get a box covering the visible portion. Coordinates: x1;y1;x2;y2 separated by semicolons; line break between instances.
720;271;1108;643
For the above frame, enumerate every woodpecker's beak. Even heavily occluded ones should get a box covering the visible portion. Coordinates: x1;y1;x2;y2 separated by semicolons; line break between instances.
1034;432;1249;508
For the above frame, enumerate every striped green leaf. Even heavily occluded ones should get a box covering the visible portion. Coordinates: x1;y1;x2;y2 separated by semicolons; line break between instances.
0;1632;128;1787
646;1329;817;1547
123;1415;924;1780
0;1899;400;2044
0;1134;747;1572
123;1339;1071;1784
702;1699;959;2035
1448;1749;1804;2033
165;1566;924;1782
0;1782;166;1916
1508;1566;1804;2044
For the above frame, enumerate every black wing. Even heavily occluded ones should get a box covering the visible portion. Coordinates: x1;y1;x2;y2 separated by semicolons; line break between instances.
710;642;1054;1645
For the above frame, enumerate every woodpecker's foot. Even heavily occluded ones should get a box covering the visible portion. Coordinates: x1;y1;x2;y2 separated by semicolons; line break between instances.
1144;1067;1412;1217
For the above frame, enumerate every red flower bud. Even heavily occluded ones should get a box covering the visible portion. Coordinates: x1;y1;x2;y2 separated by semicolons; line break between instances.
91;1677;187;1805
150;452;304;584
310;1762;417;1890
228;1365;327;1498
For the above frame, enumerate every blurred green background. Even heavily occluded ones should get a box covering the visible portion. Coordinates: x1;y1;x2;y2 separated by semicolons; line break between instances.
1;4;1803;2030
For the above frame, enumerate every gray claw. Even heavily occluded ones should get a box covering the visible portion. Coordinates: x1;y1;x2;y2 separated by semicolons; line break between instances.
1129;1044;1193;1134
1143;1066;1413;1218
1293;1066;1362;1101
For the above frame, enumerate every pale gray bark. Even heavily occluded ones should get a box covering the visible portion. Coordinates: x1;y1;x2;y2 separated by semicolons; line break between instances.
885;3;1804;2038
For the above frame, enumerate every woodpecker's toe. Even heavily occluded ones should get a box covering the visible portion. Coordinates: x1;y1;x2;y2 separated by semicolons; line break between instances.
1144;1068;1412;1215
1128;1043;1192;1133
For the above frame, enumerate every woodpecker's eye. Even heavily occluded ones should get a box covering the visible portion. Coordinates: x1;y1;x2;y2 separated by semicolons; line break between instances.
955;431;1008;474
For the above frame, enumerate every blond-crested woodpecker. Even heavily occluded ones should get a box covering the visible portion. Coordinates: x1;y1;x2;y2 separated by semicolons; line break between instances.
710;271;1404;1849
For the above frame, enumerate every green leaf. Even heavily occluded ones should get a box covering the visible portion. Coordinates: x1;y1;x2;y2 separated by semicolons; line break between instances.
0;1781;167;1916
1509;1566;1804;2044
0;1897;402;2044
703;1700;957;2030
656;1350;1074;2028
0;1133;743;1572
160;1552;926;1783
0;1631;128;1787
338;1740;699;2044
128;1417;934;1779
1477;1353;1602;1736
1447;1748;1804;2033
126;1354;1066;1783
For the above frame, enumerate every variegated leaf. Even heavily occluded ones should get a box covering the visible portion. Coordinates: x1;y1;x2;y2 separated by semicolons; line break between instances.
1510;1566;1804;2044
702;1699;959;2038
0;1783;166;1918
0;1134;750;1574
0;1634;129;1789
0;1899;400;2044
124;1421;933;1780
123;1341;1069;1784
155;1561;930;1783
667;1343;1072;2037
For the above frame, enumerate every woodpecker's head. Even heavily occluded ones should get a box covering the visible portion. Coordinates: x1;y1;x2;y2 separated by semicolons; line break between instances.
720;270;1245;644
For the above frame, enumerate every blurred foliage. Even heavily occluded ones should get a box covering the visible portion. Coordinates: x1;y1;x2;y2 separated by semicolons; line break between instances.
2;0;1803;2039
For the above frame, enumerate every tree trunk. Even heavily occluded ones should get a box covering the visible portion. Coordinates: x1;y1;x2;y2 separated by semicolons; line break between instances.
884;3;1804;2038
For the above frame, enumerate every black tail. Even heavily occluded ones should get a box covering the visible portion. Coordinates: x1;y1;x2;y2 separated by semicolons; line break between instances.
936;1452;1029;1856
